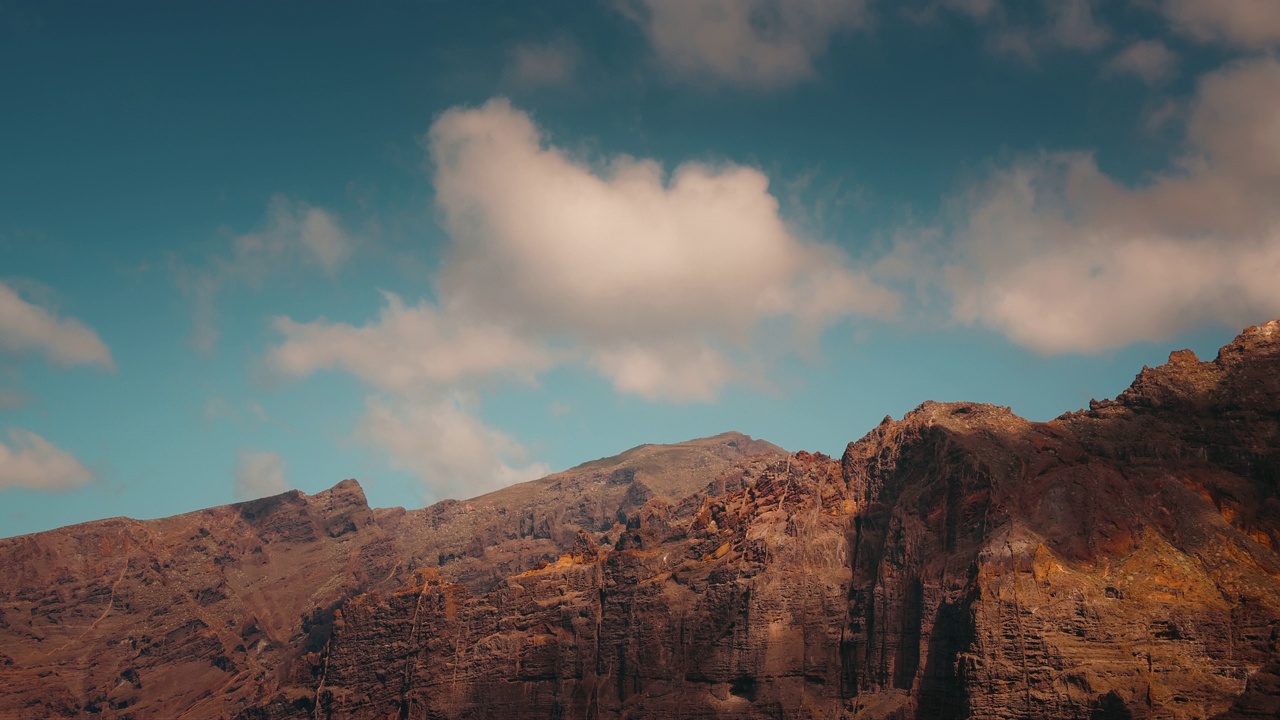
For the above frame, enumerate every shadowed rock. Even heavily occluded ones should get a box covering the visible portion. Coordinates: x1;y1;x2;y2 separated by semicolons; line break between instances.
0;433;780;719
4;323;1280;718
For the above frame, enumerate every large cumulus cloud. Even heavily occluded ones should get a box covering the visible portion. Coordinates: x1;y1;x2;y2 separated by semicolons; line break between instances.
940;57;1280;353
267;98;896;495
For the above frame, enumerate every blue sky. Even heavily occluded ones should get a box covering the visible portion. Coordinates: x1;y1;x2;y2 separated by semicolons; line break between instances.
3;0;1279;537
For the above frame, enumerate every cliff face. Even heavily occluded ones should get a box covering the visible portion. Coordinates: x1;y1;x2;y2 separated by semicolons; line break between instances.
0;433;783;719
251;323;1280;720
0;478;390;718
2;324;1280;719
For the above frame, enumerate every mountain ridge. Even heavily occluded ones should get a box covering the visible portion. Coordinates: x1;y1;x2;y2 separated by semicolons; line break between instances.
1;324;1278;718
0;431;784;718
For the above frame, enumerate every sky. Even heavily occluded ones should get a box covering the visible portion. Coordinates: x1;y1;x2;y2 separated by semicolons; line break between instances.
2;0;1279;537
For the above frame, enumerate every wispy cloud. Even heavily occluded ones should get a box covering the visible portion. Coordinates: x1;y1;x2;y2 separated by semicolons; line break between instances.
0;388;29;411
505;39;579;89
1161;0;1280;49
268;292;555;392
0;282;109;494
618;0;873;89
1044;0;1110;51
910;57;1280;353
174;196;355;353
356;394;549;500
1107;40;1177;84
0;280;114;370
234;450;287;501
0;428;93;491
203;395;275;430
919;0;1111;64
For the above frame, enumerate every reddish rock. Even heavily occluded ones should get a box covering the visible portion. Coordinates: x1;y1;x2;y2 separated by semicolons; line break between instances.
4;324;1280;719
0;479;392;719
0;434;780;719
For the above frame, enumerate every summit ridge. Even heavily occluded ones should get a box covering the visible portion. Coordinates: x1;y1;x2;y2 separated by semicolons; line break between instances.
1;325;1279;718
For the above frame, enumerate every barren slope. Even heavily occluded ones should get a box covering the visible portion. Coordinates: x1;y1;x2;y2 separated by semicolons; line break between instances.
0;433;780;719
5;322;1280;719
246;322;1280;720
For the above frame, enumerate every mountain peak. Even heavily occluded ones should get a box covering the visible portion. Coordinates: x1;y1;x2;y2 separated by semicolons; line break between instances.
1217;318;1280;366
4;325;1280;718
1076;318;1280;414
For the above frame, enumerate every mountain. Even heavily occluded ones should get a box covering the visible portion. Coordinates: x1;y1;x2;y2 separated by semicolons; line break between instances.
2;323;1280;718
0;432;782;718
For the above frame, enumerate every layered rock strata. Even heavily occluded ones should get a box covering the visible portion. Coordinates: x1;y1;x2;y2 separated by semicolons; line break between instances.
3;323;1280;719
0;434;781;719
251;322;1280;720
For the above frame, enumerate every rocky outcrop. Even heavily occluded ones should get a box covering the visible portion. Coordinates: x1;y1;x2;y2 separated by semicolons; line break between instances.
0;433;782;719
4;323;1280;719
377;431;785;593
0;479;391;719
244;451;851;720
247;322;1280;720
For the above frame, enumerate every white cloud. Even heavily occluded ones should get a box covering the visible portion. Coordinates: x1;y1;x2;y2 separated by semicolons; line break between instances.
426;98;897;398
268;292;555;392
271;98;894;402
176;196;354;352
588;341;734;403
1162;0;1280;48
234;450;287;500
0;282;110;481
938;57;1280;353
357;395;549;500
0;281;114;370
1109;40;1177;84
619;0;872;88
927;0;1110;62
267;98;895;495
0;428;93;491
505;40;578;89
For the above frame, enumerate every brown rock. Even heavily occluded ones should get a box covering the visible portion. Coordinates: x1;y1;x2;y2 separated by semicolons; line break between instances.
0;479;394;719
5;323;1280;719
0;434;779;719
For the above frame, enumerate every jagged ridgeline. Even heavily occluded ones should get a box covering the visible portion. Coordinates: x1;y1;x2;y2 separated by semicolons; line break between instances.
2;323;1279;719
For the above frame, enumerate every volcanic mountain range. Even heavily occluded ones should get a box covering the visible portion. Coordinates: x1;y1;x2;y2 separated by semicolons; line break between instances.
1;321;1279;719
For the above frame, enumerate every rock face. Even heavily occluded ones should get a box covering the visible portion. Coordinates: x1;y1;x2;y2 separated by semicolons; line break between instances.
0;479;392;718
3;324;1280;719
0;433;781;719
376;431;786;594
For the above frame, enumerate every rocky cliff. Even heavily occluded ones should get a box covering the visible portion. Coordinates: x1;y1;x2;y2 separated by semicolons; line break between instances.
3;323;1280;719
0;433;782;719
